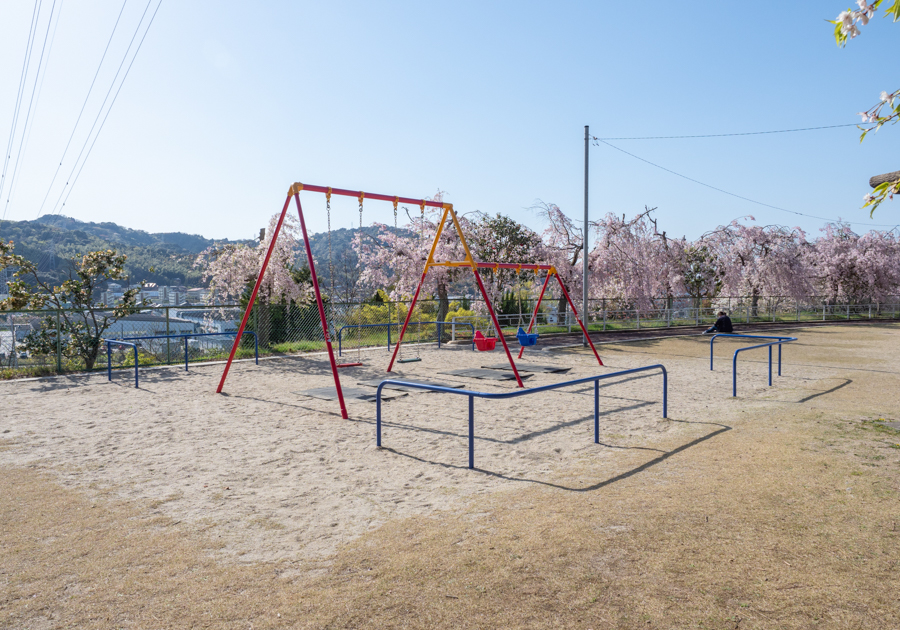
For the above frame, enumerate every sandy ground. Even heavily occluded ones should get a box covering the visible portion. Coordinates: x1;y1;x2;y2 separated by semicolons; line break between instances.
0;328;842;570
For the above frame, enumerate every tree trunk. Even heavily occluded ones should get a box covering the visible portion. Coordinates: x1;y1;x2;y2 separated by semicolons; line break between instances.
436;282;450;341
84;343;99;371
557;296;567;325
751;289;759;318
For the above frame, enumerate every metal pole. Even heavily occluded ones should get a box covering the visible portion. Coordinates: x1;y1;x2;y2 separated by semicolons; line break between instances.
468;395;475;470
583;125;589;347
165;307;171;364
55;310;62;373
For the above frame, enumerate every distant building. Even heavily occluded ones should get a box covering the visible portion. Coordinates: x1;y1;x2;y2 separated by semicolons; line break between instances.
175;309;239;334
103;312;196;339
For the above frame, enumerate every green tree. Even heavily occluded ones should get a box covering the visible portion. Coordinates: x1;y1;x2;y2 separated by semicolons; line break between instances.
0;241;143;371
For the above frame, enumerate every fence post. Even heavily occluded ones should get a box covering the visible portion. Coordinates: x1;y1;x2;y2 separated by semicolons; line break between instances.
869;304;872;319
10;321;16;369
746;304;750;324
796;304;800;322
823;304;826;321
602;309;607;331
846;304;850;320
165;307;171;364
55;310;62;373
451;317;457;342
696;307;700;326
636;309;640;329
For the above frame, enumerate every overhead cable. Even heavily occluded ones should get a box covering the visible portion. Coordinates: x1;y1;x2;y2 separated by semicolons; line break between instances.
47;0;161;218
593;123;860;141
36;0;128;219
4;0;61;216
0;0;42;214
595;139;898;229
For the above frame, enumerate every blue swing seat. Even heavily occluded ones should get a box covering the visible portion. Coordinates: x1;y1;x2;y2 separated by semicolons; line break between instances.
516;327;539;347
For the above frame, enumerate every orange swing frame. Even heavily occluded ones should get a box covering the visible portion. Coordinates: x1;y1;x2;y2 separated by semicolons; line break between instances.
386;203;603;387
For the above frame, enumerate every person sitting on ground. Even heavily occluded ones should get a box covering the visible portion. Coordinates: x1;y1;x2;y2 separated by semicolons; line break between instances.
704;310;733;334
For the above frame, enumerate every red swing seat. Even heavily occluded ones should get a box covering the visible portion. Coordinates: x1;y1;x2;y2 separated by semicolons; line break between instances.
474;330;497;351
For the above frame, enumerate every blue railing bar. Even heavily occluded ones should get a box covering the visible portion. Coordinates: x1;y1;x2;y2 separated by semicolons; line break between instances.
709;333;794;371
113;331;259;367
729;338;798;397
375;364;668;470
103;339;139;388
337;321;475;356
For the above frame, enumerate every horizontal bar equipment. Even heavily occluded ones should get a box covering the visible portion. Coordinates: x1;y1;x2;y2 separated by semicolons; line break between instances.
104;339;139;388
375;364;667;470
290;183;448;209
337;321;475;356
708;333;797;397
106;331;259;388
709;333;794;371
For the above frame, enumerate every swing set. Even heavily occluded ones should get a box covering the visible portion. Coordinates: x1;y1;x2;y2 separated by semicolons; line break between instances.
216;183;602;419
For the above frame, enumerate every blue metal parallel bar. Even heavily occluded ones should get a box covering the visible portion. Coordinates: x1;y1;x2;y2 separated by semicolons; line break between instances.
337;321;475;357
375;364;668;470
116;332;259;368
104;332;259;388
103;339;139;388
708;335;798;397
709;333;794;371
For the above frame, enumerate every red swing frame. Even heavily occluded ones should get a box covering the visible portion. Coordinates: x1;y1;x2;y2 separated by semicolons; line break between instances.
215;183;602;420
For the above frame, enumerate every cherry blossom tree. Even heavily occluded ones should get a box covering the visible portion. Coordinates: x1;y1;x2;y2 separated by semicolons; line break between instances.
807;222;900;303
830;1;900;212
534;201;586;320
353;191;470;323
589;207;687;310
194;212;311;307
704;218;811;314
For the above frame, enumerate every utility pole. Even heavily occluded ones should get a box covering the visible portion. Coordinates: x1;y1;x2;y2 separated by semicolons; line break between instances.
583;125;590;347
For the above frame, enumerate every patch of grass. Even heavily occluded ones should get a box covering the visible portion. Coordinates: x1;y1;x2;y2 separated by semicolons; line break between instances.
269;340;326;353
0;365;57;380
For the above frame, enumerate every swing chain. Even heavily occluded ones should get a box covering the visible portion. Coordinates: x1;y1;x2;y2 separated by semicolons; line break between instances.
393;197;399;229
326;188;334;295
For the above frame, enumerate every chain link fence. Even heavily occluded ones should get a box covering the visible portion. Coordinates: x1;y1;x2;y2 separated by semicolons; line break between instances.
1;296;899;379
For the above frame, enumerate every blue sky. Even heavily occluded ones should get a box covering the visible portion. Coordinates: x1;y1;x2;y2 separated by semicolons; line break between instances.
0;0;897;242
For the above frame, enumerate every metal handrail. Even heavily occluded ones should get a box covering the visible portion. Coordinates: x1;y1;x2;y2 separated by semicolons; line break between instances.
105;331;258;388
708;334;797;397
337;321;475;356
103;339;139;388
116;331;259;369
376;364;667;469
709;333;793;371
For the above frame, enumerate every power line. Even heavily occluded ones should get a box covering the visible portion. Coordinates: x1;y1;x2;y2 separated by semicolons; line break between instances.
593;123;859;141
36;0;128;219
0;0;41;214
55;0;162;214
4;0;61;216
46;0;159;218
595;139;899;229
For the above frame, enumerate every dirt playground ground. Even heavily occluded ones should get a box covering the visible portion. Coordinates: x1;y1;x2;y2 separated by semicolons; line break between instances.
1;323;899;628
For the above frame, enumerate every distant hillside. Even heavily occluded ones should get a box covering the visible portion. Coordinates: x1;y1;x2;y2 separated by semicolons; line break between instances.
0;216;407;292
0;216;253;288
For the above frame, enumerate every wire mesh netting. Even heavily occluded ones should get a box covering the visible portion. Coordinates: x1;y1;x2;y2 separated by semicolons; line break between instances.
1;296;898;379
